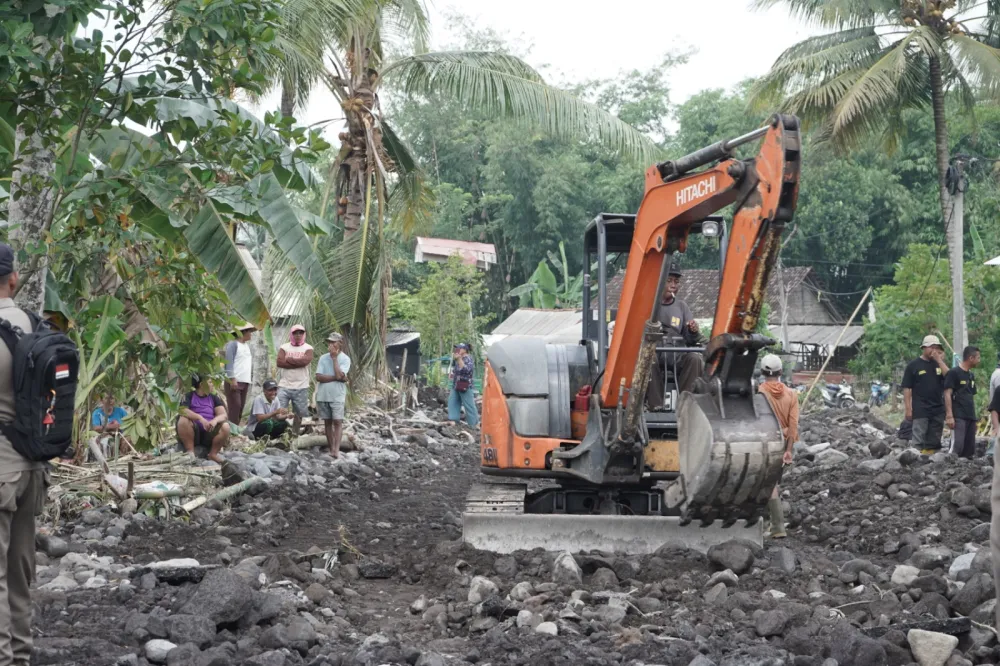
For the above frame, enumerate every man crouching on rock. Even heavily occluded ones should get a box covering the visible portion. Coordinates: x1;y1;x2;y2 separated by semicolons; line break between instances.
177;374;230;464
758;354;797;538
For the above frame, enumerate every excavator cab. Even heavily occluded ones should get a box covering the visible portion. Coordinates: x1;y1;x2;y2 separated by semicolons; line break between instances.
582;214;728;444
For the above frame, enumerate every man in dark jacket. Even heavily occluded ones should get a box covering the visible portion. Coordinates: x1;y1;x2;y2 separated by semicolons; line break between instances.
647;261;704;408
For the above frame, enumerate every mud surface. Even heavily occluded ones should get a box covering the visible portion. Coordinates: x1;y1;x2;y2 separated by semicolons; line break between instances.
27;407;1000;666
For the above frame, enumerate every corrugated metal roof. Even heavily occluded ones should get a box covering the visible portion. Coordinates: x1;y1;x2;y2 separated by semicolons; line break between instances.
415;236;497;268
386;330;420;347
490;308;583;344
772;324;864;348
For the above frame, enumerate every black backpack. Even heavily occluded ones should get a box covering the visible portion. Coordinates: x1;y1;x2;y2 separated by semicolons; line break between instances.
0;310;79;461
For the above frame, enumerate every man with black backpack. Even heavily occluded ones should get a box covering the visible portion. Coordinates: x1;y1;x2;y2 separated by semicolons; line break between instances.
0;243;74;665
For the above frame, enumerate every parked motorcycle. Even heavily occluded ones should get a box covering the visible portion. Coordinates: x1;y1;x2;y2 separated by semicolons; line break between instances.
820;382;856;409
868;380;891;408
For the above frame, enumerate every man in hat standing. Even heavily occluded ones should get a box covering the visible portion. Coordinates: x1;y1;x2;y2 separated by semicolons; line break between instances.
0;244;47;664
315;333;351;458
277;324;314;436
223;323;255;425
902;335;951;454
648;260;704;406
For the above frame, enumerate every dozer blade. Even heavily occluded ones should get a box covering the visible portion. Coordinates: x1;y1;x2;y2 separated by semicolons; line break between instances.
462;482;763;555
678;391;785;525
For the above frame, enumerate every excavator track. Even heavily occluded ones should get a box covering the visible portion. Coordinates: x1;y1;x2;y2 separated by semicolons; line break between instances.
462;482;763;555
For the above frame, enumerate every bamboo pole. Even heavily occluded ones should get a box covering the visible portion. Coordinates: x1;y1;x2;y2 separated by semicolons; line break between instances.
801;287;873;410
181;477;266;512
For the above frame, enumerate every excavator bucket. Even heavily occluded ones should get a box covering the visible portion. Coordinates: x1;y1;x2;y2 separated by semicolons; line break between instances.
678;391;785;525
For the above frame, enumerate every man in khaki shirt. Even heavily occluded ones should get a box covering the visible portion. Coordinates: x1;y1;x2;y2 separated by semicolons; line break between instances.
0;244;47;665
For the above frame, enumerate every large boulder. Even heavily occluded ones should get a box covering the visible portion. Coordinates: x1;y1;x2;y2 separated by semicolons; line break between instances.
178;569;255;626
164;614;216;648
951;573;995;616
552;552;583;585
707;540;755;575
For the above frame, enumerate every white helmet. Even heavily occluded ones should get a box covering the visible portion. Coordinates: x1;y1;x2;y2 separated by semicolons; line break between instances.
760;354;783;376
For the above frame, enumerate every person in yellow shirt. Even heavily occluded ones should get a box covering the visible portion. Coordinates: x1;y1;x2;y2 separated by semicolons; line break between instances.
758;354;797;538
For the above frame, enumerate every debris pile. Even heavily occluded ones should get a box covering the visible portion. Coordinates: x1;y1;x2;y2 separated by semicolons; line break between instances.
27;405;1000;666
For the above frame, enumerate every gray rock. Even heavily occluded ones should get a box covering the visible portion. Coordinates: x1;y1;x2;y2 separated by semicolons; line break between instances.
259;624;288;650
286;618;318;654
688;657;717;666
971;548;992;573
909;546;954;571
35;534;69;558
144;639;177;664
81;509;105;525
493;555;518;578
892;565;920;586
874;472;894;488
589;567;619;590
770;547;797;574
304;582;328;604
816;449;850;466
706;569;739;587
552;551;583;585
707;540;755;575
178;569;255;625
951;573;994;616
509;581;533;601
516;610;535;629
415;652;447;666
754;609;790;637
166;644;201;666
704;582;728;604
535;621;558;636
468;576;499;604
907;629;958;666
243;650;286;666
409;595;428;614
970;598;997;625
357;558;397;579
948;553;976;578
597;603;627;625
165;614;215;648
829;623;887;666
114;655;140;666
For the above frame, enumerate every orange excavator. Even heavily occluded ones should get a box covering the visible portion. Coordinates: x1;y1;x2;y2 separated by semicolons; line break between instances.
464;115;802;554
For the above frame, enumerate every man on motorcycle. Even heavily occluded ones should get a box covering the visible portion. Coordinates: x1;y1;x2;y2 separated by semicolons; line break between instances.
902;335;950;455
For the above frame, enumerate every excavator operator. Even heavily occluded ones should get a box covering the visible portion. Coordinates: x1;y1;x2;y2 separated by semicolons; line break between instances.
646;260;705;408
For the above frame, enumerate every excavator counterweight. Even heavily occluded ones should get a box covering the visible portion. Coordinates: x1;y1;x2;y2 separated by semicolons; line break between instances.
465;115;802;554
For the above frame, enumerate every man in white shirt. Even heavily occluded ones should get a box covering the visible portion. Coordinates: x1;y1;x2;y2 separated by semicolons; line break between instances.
316;333;350;458
223;323;255;425
277;324;314;436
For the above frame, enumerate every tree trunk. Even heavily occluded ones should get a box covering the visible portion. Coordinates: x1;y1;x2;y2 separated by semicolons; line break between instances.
341;43;377;237
929;54;964;349
8;125;55;313
250;244;275;398
280;78;296;118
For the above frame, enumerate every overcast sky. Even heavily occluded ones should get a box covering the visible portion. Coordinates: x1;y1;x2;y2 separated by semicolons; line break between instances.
266;1;822;136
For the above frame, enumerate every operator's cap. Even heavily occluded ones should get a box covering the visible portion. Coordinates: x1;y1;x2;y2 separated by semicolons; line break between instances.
921;334;943;348
290;324;306;333
667;259;682;277
262;379;278;391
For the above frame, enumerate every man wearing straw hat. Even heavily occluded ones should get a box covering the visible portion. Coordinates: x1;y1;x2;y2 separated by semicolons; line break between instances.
223;322;256;426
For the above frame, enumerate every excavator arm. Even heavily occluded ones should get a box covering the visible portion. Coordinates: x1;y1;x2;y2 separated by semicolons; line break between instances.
601;115;801;410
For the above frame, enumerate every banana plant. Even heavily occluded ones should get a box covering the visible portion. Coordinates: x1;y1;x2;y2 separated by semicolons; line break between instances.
509;241;583;309
71;297;122;449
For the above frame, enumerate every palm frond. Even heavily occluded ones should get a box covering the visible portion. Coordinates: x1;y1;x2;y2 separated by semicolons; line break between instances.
381;120;434;236
950;33;1000;97
751;0;899;29
383;51;661;164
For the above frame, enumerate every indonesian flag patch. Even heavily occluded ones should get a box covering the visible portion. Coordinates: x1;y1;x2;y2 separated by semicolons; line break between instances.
55;364;70;380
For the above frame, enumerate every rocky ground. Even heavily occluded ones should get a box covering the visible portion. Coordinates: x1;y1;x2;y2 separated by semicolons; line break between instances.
26;404;1000;666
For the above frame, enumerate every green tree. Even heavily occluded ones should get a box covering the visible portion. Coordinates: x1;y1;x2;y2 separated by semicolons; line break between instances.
410;256;487;365
752;0;1000;352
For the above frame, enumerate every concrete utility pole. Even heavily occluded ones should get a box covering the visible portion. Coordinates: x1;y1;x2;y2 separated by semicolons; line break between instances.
948;160;967;364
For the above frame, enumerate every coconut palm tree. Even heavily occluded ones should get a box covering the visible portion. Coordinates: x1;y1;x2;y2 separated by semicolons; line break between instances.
265;0;662;380
750;0;1000;353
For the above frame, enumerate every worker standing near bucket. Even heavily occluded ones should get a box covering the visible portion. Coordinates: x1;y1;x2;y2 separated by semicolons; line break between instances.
757;354;798;538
